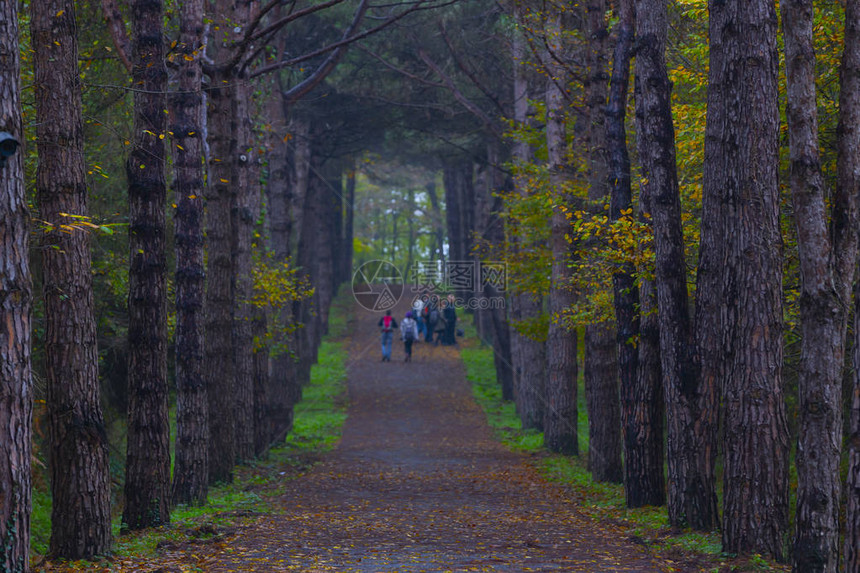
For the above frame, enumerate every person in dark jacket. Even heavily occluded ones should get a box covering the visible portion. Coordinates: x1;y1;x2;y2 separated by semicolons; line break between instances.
433;300;447;346
423;297;438;343
442;296;457;346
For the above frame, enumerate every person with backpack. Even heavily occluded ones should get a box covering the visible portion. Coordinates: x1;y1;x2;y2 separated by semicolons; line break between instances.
378;310;398;362
433;300;448;345
424;297;438;343
412;295;426;340
400;311;419;362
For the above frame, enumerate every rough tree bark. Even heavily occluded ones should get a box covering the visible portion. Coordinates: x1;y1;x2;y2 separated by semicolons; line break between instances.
123;0;171;530
606;0;665;507
315;160;340;331
636;0;719;530
426;182;446;265
583;0;622;481
0;3;33;568
265;103;296;447
292;119;314;391
205;61;238;484
542;10;578;455
702;0;787;551
510;13;546;431
232;74;256;465
31;0;112;556
170;0;208;507
344;161;356;281
785;0;859;568
842;0;860;569
483;143;515;402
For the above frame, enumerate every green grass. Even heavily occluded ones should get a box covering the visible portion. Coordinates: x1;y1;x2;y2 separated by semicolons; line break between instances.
458;320;788;573
33;294;352;568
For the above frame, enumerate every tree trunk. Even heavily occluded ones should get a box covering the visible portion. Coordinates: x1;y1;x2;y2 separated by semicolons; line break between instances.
543;10;578;455
635;0;719;530
292;120;314;392
443;162;471;276
584;324;622;482
31;0;112;555
170;0;208;507
510;15;546;431
344;162;356;281
841;1;860;569
205;65;237;484
630;279;665;506
426;182;445;265
607;0;665;507
232;75;256;464
253;306;270;457
316;162;340;330
702;0;787;550
0;5;33;567
583;0;621;479
123;0;171;530
266;104;295;446
785;0;859;568
266;90;296;445
483;143;514;402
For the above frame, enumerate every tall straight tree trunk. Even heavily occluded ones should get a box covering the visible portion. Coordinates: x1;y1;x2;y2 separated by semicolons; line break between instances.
316;162;340;330
785;0;860;568
636;0;719;530
584;0;621;480
0;5;33;568
510;13;546;431
543;10;578;455
332;164;346;289
252;306;270;457
344;161;356;281
266;100;296;446
842;1;860;569
483;143;515;402
170;0;208;506
124;0;171;530
292;120;314;391
702;0;787;551
443;162;468;263
232;75;256;464
32;0;112;555
585;325;622;481
245;116;268;459
426;182;445;265
205;64;237;484
632;278;665;505
607;0;665;507
406;187;415;286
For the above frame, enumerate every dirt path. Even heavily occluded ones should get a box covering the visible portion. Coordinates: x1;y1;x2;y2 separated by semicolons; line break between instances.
180;300;670;572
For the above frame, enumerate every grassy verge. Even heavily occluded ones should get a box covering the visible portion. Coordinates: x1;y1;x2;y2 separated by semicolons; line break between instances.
34;294;352;570
459;322;788;573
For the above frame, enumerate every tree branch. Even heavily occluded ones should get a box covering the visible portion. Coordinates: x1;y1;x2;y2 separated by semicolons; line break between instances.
357;45;447;88
417;49;503;138
227;0;345;72
280;0;370;104
250;0;459;79
101;0;133;73
438;22;506;115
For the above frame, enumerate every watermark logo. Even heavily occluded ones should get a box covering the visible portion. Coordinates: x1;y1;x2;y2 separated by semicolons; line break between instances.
352;259;507;312
352;260;404;311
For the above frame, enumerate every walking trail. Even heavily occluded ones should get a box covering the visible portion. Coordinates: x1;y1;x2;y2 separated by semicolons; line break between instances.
157;299;674;572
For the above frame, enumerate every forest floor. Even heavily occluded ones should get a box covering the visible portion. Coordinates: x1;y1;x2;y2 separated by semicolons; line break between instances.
39;296;769;572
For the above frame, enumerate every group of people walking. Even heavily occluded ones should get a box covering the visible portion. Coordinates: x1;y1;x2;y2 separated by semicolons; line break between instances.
377;293;458;362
